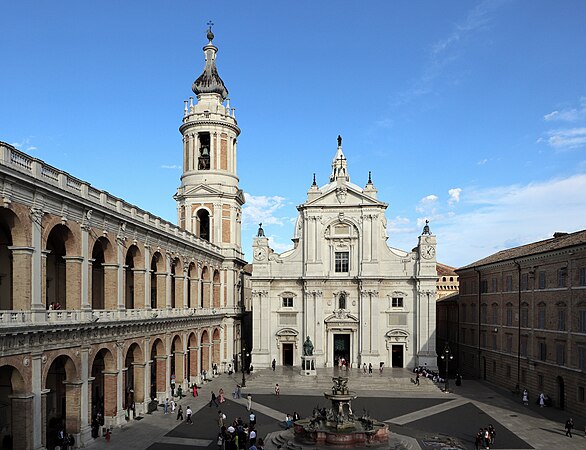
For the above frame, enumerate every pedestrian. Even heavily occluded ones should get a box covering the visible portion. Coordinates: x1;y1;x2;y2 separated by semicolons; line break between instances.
105;428;111;443
246;393;252;411
210;390;219;407
539;392;545;407
474;429;482;450
522;389;529;405
217;430;225;450
362;363;367;374
274;383;280;396
193;383;198;397
488;423;496;445
415;373;420;386
186;406;193;424
249;411;256;427
249;428;257;446
368;363;372;374
483;427;490;449
565;418;574;437
272;359;276;371
293;411;300;421
176;405;183;420
256;438;265;450
171;399;176;413
285;413;293;429
164;398;169;414
219;388;225;403
218;410;226;428
379;362;384;373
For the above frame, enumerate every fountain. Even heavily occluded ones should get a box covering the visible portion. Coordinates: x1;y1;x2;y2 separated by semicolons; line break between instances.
291;376;389;447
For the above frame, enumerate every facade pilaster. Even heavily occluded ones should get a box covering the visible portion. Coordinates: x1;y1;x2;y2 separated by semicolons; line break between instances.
165;255;172;309
64;256;83;310
116;237;125;309
31;352;43;449
8;247;33;310
30;207;45;321
80;224;91;312
143;245;151;309
103;264;118;310
133;269;146;310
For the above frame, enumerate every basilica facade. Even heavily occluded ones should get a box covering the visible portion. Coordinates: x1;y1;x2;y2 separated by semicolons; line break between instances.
251;140;438;371
0;29;245;449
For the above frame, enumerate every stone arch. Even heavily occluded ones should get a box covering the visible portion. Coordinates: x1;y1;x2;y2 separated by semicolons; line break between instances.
212;269;221;308
125;244;142;309
124;342;145;408
201;266;210;308
90;347;117;420
45;224;76;310
170;257;183;309
0;364;28;448
0;209;16;310
42;219;79;256
212;327;221;368
170;335;183;389
200;330;210;373
91;236;115;310
195;208;210;242
187;332;198;382
44;353;80;443
187;261;196;308
150;252;164;309
150;338;166;400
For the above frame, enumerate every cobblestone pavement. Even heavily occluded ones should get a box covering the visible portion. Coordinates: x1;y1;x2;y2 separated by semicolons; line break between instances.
84;367;586;450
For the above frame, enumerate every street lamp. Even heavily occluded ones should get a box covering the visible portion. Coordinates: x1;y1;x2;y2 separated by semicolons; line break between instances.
440;343;454;392
241;345;247;387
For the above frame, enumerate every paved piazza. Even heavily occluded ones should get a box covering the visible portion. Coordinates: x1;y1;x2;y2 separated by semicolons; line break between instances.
85;367;585;450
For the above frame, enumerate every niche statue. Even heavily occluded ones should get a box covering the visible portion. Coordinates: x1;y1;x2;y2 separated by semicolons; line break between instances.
303;336;314;356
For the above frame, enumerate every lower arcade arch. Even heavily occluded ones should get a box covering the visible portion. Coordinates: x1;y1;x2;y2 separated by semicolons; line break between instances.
0;365;27;449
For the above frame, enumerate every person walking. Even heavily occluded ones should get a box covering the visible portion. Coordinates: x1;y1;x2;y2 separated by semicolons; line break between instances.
186;406;193;424
272;359;276;371
249;411;256;427
171;399;176;413
362;363;367;374
219;388;225;403
274;383;280;396
218;410;226;428
246;393;252;411
164;398;169;414
193;383;198;397
539;392;545;407
488;424;496;444
522;389;529;405
565;418;574;437
210;391;219;407
415;373;420;386
176;405;183;421
368;363;373;374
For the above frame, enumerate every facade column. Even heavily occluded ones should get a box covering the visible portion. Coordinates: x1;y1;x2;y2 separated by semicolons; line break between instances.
131;362;146;404
103;372;118;421
174;274;185;309
116;342;125;423
220;269;226;308
155;356;167;401
10;394;34;449
133;269;146;310
64;381;82;435
64;257;83;310
156;273;167;309
165;255;172;309
182;267;189;308
79;346;91;444
188;346;199;383
224;318;235;368
80;224;91;313
8;247;33;310
31;352;43;449
30;208;45;322
174;351;185;388
116;237;125;310
103;264;118;310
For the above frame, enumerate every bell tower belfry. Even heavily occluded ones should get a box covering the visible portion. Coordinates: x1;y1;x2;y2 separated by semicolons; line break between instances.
176;25;244;259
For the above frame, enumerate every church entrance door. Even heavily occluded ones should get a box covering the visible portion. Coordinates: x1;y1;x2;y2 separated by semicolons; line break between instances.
333;334;350;365
391;345;404;368
283;344;294;366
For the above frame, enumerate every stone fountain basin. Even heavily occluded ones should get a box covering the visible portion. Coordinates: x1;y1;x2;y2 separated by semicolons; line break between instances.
323;393;357;401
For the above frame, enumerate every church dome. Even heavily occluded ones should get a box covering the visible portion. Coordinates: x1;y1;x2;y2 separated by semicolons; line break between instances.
192;28;229;100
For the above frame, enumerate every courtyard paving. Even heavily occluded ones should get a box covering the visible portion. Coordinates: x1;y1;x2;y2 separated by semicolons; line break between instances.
85;367;586;450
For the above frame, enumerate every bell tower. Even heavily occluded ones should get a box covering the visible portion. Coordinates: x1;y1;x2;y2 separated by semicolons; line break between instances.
175;25;244;259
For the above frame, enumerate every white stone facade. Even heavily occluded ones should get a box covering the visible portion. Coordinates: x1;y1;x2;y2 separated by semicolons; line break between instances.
251;140;438;370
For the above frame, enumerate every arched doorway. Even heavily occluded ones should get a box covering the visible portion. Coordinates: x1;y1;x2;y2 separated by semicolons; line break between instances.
124;343;145;415
125;245;142;309
0;364;27;449
46;225;73;310
212;270;221;308
187;333;198;383
91;239;106;310
150;252;164;309
170;336;183;394
200;330;210;374
45;355;78;448
150;339;166;401
557;376;565;409
212;328;221;371
90;348;117;427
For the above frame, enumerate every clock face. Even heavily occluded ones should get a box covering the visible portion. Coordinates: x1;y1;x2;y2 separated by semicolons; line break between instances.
422;245;436;260
253;248;266;261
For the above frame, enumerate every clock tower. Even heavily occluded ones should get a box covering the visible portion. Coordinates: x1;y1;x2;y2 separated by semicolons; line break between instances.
175;26;245;260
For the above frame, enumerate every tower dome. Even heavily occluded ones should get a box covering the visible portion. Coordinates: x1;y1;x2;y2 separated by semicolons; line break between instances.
192;25;229;99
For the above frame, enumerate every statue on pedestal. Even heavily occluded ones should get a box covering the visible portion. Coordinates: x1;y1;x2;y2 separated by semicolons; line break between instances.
303;336;314;356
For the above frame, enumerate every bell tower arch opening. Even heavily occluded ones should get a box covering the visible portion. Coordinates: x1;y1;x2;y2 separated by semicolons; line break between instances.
196;209;210;242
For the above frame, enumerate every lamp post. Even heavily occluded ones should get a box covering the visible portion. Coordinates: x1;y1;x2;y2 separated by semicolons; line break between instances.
241;345;247;387
440;343;454;392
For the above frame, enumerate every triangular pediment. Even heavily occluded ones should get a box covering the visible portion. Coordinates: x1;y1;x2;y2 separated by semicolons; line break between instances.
305;183;386;208
183;184;222;197
324;311;359;323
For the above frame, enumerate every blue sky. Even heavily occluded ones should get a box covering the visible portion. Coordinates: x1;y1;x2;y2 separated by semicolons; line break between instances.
1;1;586;267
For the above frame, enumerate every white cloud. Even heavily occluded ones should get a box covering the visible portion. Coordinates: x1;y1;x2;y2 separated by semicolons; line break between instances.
416;194;439;214
541;128;586;150
242;193;288;228
543;97;586;122
267;234;293;253
10;137;37;152
477;158;488;165
448;188;462;205
421;194;438;203
387;216;415;234
161;164;181;169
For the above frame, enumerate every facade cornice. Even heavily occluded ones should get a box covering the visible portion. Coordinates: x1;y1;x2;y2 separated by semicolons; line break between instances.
179;119;240;135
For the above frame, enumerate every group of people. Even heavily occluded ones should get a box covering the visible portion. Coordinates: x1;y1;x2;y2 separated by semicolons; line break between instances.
216;411;265;450
474;424;496;450
412;366;447;385
208;388;227;407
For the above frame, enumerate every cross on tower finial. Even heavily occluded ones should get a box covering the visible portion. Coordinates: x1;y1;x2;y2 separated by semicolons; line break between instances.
206;20;215;42
337;135;342;147
207;20;214;31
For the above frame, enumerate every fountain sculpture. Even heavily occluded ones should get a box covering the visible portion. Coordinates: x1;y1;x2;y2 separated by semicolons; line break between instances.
293;376;389;447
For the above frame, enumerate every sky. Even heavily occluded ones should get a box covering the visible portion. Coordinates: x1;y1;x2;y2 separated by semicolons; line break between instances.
1;0;586;268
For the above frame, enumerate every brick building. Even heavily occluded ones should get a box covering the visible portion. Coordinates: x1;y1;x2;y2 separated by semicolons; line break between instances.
0;28;246;449
454;230;586;418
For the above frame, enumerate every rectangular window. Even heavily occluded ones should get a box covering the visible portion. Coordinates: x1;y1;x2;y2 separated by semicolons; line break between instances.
480;279;488;294
391;297;404;308
521;273;529;290
506;307;513;326
492;360;496;374
580;310;586;333
492;306;498;325
538;308;546;329
481;304;487;323
578;347;586;370
558;267;568;288
578;386;585;403
539;341;547;361
492;278;498;293
558;309;566;331
580;268;586;286
471;305;477;321
538;271;546;289
556;343;566;365
538;374;544;389
521;307;529;327
282;297;293;308
520;335;528;357
335;252;349;273
481;331;487;348
505;275;513;292
506;334;513;353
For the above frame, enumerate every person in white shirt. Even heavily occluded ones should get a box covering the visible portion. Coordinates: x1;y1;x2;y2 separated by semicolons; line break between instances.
186;406;193;424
